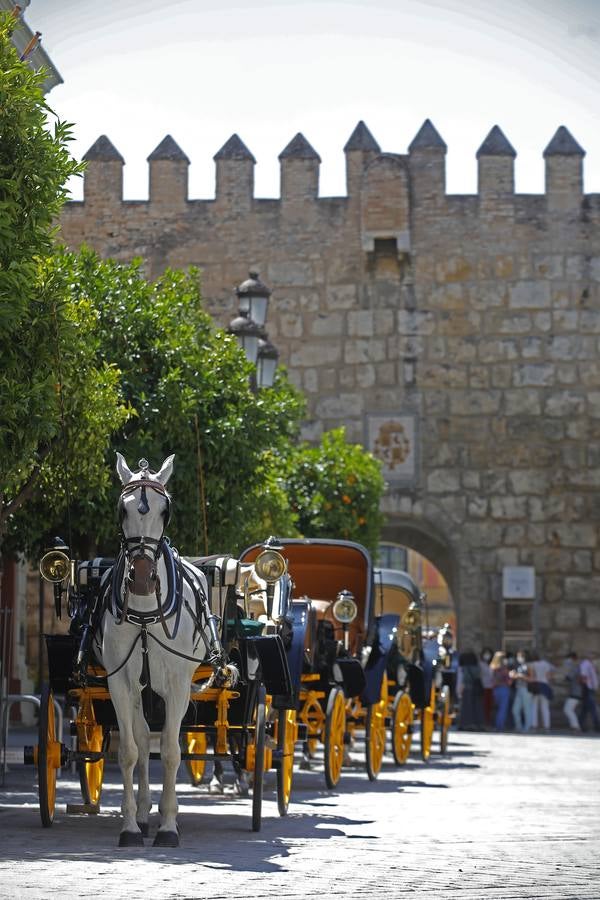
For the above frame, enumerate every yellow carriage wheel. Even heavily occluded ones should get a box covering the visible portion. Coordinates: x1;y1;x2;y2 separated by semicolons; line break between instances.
276;708;297;816
77;696;105;806
438;687;451;755
302;693;324;757
185;732;207;786
324;687;346;789
420;703;434;762
37;684;60;827
365;678;387;781
391;690;414;765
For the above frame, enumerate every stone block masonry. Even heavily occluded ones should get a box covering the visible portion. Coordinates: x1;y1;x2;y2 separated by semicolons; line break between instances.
58;120;600;659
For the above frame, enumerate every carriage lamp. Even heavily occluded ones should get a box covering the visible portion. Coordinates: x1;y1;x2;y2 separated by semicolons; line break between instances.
39;537;73;620
333;589;358;651
255;548;287;584
402;604;421;628
227;310;263;366
256;336;279;389
236;271;271;328
255;548;287;620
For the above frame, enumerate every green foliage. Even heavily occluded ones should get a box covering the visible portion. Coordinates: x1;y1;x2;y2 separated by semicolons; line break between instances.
286;428;385;557
0;13;127;547
26;247;304;557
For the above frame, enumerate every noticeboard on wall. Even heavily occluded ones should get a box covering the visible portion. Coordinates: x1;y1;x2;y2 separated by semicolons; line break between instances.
502;566;535;599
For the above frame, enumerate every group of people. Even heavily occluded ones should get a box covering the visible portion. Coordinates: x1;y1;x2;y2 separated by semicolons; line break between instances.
455;647;600;734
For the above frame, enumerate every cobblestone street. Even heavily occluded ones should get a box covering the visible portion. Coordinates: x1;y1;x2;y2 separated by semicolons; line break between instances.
0;729;598;899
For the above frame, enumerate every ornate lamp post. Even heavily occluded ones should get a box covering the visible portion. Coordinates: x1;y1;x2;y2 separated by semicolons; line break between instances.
235;271;271;327
228;272;279;389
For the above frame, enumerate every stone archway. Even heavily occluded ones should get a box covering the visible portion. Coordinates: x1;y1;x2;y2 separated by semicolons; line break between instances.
381;515;460;634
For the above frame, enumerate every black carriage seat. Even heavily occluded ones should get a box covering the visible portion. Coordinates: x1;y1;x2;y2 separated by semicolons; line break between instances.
185;555;241;619
70;558;116;635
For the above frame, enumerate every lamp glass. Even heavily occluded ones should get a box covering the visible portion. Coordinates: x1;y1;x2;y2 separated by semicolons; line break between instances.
257;353;277;388
241;333;259;366
249;295;268;327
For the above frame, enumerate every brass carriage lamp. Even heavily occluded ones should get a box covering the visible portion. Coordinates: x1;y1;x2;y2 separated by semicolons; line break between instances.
254;544;287;620
333;589;358;651
39;537;73;619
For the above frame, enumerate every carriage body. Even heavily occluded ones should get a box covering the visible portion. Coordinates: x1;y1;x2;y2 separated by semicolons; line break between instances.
36;546;293;830
241;538;391;785
374;567;452;761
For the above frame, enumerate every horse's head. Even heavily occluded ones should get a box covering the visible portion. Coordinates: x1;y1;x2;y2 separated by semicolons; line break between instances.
116;452;174;596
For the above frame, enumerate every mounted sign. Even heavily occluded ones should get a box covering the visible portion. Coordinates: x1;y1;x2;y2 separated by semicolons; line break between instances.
502;566;535;599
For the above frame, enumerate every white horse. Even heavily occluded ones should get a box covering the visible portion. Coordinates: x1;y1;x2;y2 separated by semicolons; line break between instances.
100;452;235;847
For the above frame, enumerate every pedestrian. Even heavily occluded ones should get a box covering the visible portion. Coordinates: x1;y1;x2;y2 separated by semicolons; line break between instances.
479;647;494;728
510;649;533;733
456;650;484;730
563;652;582;732
578;654;600;732
529;651;555;731
489;651;511;731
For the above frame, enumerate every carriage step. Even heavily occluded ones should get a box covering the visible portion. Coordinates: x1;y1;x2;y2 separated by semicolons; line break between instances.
66;803;100;815
178;753;231;761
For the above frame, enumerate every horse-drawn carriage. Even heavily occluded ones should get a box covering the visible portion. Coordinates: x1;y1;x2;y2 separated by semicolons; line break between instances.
240;538;405;786
375;568;453;762
31;455;296;844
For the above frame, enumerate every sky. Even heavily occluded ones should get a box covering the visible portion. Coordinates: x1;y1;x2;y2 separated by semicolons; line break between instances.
26;0;600;201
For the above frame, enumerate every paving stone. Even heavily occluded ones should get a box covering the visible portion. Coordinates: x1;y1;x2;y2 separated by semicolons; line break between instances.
1;728;597;899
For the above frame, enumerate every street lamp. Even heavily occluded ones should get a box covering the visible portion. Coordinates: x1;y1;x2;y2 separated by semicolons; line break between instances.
236;271;271;328
256;336;279;389
229;271;279;390
227;310;263;366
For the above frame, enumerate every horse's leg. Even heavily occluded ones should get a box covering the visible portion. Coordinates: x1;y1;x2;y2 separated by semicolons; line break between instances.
110;679;145;847
209;754;225;794
153;686;188;847
132;699;151;836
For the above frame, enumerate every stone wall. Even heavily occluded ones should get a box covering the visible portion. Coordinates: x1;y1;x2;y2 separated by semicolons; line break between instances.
57;119;600;657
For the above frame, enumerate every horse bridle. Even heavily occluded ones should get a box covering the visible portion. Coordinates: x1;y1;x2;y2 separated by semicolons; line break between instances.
118;475;172;592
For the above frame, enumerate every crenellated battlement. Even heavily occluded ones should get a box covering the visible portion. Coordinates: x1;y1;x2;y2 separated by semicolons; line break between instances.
70;119;593;213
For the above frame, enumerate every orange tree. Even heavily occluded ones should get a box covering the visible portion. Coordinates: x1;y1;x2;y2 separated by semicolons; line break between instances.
285;428;384;558
0;13;127;550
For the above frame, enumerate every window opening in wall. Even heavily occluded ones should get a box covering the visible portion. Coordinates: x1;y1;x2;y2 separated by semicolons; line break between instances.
373;237;398;256
502;599;535;652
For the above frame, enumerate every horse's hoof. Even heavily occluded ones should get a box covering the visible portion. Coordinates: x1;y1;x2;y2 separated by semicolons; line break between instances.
208;777;225;794
118;830;144;847
299;756;311;771
153;829;179;848
137;821;150;838
234;776;250;797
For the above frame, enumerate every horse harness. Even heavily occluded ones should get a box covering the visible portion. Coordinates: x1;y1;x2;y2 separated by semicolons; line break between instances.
81;476;228;683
